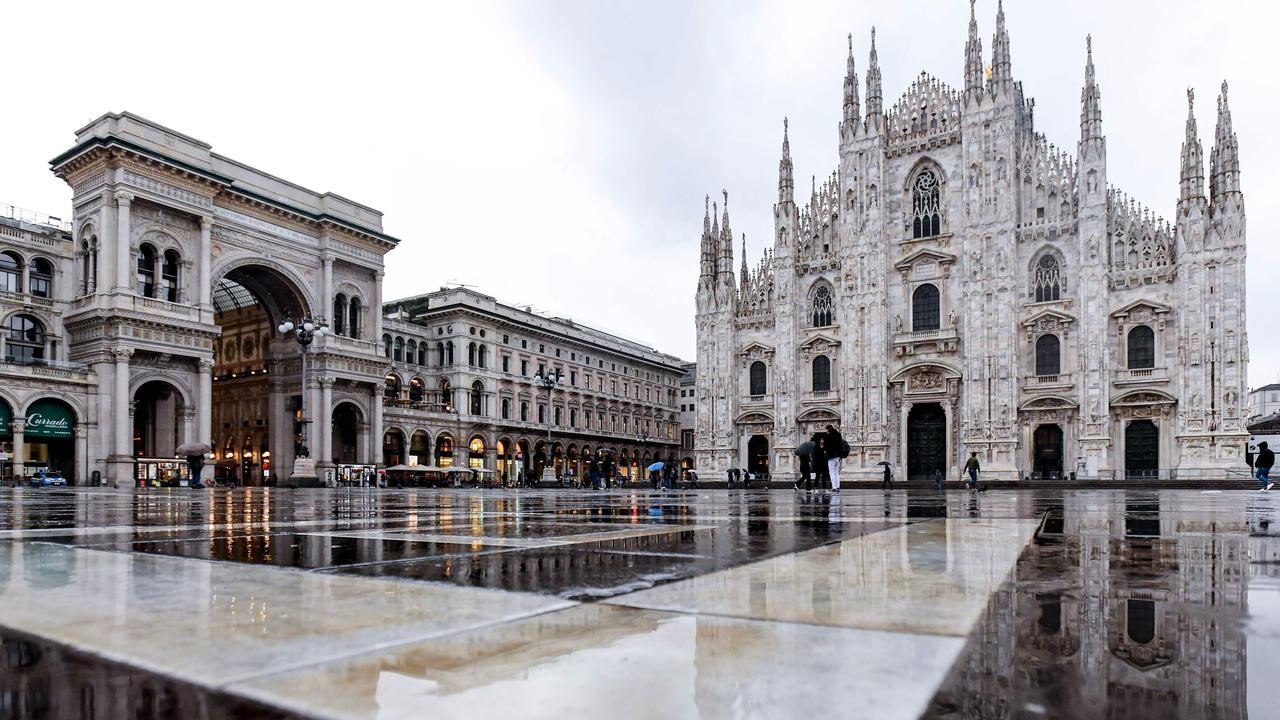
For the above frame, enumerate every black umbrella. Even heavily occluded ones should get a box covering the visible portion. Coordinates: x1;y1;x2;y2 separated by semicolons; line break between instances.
876;460;892;467
795;441;815;456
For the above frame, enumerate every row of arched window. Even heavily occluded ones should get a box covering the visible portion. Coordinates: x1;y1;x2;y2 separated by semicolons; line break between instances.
331;294;363;339
136;243;180;302
383;337;496;370
0;251;54;298
1031;326;1155;377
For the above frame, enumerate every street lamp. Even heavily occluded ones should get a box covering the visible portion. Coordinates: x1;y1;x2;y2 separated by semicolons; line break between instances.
278;316;328;482
533;368;562;484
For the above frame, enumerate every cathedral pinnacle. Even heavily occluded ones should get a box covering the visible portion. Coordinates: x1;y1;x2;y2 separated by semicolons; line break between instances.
778;117;794;205
1210;79;1240;201
1080;35;1103;145
1180;87;1204;204
843;33;860;126
866;27;883;120
964;0;984;99
990;0;1012;89
740;234;749;290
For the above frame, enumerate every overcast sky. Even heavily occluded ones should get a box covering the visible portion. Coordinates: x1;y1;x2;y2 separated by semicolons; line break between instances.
2;0;1277;383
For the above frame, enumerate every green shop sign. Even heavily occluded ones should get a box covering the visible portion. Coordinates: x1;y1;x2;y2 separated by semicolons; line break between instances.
25;400;75;438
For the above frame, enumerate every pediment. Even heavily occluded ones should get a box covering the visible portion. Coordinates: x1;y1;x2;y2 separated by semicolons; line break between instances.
1019;395;1078;411
1022;309;1076;329
737;342;775;359
1112;299;1173;319
893;247;957;272
799;333;842;353
1112;390;1177;406
796;407;841;422
735;411;776;425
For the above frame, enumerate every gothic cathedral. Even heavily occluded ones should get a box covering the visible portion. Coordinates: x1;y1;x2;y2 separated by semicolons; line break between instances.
694;3;1247;482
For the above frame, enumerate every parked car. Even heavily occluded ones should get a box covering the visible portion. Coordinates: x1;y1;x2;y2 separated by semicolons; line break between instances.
29;471;67;487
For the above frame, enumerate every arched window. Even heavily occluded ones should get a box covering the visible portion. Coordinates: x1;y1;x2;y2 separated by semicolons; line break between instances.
407;339;417;364
409;377;424;402
161;249;180;302
470;380;484;415
80;236;98;295
348;298;361;339
749;361;767;396
332;294;347;336
1126;599;1155;645
417;342;428;365
468;342;477;366
520;401;529;422
478;345;488;369
501;398;511;419
812;355;831;392
811;285;834;327
393;336;404;362
382;334;392;358
4;314;45;364
912;284;940;331
29;258;53;299
1033;255;1062;302
136;244;157;297
384;374;400;399
0;252;22;293
436;342;445;366
440;379;453;409
446;341;455;365
1127;326;1155;369
912;169;942;238
554;406;563;425
1035;334;1061;376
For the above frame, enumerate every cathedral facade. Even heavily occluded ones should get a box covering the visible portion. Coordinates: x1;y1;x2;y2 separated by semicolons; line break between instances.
694;4;1247;482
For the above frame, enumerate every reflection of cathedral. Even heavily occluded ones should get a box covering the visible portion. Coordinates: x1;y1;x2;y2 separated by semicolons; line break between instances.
694;4;1247;482
929;495;1250;718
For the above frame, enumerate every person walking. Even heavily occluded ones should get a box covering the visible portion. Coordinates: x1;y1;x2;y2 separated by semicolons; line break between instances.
1256;441;1275;490
795;445;812;492
824;424;846;493
964;452;981;491
880;462;893;490
812;436;830;492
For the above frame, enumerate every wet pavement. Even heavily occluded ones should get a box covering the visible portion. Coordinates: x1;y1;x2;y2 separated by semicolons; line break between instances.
0;486;1276;718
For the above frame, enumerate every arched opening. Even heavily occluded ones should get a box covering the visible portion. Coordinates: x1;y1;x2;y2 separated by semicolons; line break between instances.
29;258;53;299
384;373;401;400
406;340;417;366
348;298;362;339
516;439;531;482
1127;326;1155;369
811;285;834;327
749;361;767;396
136;243;157;297
496;439;511;484
812;355;831;392
1033;424;1064;478
1125;420;1159;478
161;249;180;302
0;398;10;479
408;377;425;403
907;403;946;481
5;314;46;365
211;264;310;485
1033;255;1062;302
133;380;184;460
1126;599;1156;644
470;380;485;415
1035;334;1061;376
21;398;77;483
332;293;347;336
0;251;22;293
332;403;361;465
409;430;430;467
912;284;940;331
382;429;406;467
468;436;486;470
747;435;770;475
911;169;942;238
435;433;455;468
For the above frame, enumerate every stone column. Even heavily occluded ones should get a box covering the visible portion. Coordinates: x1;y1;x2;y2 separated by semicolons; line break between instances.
321;256;333;322
269;380;290;485
197;359;213;445
20;265;29;296
112;347;133;457
319;377;334;465
370;386;384;467
899;400;912;479
198;217;212;310
372;270;384;347
10;419;25;478
179;407;196;447
74;425;88;485
942;400;955;479
356;421;370;464
114;193;133;292
308;377;323;462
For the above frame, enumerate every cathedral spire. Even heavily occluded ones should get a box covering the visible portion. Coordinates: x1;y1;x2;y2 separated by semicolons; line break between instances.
1080;36;1103;145
699;194;714;279
865;27;883;121
1210;80;1241;201
739;234;749;291
778;117;794;205
1180;88;1204;205
963;0;984;99
719;189;734;275
990;0;1012;88
843;34;860;127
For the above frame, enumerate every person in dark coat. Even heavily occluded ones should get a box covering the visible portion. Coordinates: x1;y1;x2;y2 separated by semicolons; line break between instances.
824;425;845;492
796;449;812;491
1256;441;1275;490
881;462;893;490
812;435;830;491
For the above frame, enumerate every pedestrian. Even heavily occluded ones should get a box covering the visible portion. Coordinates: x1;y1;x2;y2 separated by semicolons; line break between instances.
964;452;981;491
881;462;893;490
650;467;661;490
796;449;812;492
824;424;846;493
812;436;830;491
1256;441;1275;490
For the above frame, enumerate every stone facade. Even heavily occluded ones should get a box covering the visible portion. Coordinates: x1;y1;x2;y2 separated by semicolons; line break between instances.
0;112;397;485
695;6;1247;482
379;287;685;483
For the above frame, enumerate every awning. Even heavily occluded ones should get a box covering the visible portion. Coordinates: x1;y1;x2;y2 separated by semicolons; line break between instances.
25;399;75;438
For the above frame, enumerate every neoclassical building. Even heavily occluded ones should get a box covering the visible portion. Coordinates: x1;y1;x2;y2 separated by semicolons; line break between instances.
695;5;1247;481
1;112;394;486
378;287;685;483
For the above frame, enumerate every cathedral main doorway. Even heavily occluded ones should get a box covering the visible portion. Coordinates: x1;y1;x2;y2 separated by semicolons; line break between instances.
907;403;946;481
747;435;770;476
1033;424;1064;478
1125;420;1159;478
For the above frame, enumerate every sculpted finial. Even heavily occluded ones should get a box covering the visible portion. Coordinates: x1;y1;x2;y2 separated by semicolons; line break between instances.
1187;87;1194;109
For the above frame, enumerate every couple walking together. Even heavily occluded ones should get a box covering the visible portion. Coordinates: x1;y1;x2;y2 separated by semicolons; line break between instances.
796;424;848;492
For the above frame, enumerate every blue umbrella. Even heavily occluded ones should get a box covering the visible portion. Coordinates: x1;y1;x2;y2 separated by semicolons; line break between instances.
647;462;665;472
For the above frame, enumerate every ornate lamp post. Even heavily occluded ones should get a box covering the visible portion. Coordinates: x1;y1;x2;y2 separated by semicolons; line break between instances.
278;316;328;483
532;368;562;484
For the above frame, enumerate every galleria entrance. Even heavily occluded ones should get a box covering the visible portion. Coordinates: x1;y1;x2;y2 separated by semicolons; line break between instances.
907;403;947;481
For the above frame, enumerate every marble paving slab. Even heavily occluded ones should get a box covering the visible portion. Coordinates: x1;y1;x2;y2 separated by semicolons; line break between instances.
0;541;571;686
232;603;966;720
605;518;1040;636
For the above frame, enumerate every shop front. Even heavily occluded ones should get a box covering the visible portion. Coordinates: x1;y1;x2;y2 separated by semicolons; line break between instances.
337;464;377;486
0;399;11;481
23;399;77;482
135;458;192;488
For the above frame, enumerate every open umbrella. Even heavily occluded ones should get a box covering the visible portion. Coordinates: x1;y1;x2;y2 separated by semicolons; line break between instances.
176;441;212;456
876;460;892;467
794;441;815;456
647;462;665;472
